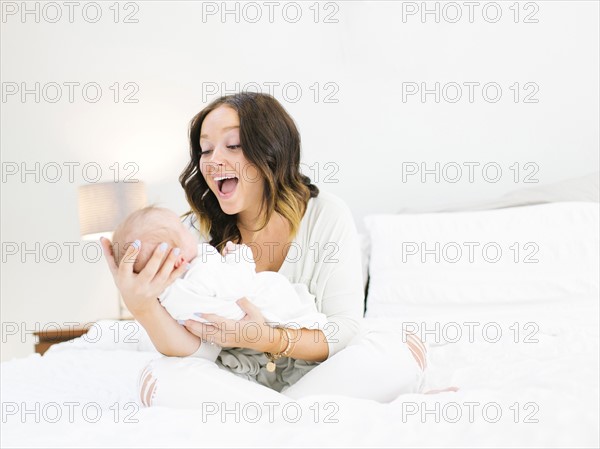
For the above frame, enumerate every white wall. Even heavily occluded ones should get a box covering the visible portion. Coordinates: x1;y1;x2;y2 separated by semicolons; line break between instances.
1;1;598;360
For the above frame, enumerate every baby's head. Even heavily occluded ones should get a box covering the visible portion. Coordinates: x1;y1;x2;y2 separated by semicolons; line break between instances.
112;206;198;273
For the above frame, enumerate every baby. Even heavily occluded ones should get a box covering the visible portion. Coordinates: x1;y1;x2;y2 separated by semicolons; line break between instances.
111;206;328;333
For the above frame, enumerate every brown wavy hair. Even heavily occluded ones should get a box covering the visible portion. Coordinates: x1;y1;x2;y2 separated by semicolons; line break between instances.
179;92;319;253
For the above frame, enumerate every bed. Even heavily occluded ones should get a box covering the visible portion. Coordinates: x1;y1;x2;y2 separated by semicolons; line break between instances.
2;179;598;448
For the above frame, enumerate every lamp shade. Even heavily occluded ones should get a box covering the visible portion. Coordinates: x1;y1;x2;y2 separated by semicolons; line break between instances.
78;182;147;240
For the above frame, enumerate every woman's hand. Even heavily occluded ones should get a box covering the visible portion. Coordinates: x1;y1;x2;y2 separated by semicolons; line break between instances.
183;297;282;352
100;237;189;317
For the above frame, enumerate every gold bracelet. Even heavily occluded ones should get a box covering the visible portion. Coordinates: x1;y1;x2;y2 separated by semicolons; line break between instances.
281;328;296;357
264;327;293;372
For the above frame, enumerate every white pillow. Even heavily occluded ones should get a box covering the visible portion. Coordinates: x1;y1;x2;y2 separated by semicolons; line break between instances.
436;171;599;213
364;202;599;317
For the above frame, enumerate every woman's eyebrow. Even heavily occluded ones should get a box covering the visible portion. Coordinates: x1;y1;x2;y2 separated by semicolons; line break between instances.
200;125;239;139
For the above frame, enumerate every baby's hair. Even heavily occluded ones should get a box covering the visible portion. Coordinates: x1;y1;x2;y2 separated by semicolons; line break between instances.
112;205;182;272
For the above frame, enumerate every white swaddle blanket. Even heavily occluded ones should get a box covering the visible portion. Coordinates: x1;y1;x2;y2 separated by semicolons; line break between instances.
159;243;328;330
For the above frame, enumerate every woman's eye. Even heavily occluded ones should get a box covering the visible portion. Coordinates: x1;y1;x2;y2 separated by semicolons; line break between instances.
200;145;239;156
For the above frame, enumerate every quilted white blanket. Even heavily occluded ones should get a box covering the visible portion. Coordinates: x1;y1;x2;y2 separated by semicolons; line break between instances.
1;300;598;448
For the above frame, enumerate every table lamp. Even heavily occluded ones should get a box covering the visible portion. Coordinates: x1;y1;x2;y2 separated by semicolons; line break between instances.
78;181;147;319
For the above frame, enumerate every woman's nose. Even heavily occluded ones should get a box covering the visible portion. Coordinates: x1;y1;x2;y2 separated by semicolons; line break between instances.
201;147;225;175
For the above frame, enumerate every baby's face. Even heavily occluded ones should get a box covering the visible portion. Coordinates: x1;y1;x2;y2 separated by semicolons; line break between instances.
172;216;199;266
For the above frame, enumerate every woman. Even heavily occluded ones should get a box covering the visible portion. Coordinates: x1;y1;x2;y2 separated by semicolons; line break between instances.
101;92;426;407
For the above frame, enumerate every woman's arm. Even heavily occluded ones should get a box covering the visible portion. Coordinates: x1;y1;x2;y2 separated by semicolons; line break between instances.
185;297;329;362
101;237;206;357
305;199;365;358
277;328;329;362
135;298;202;356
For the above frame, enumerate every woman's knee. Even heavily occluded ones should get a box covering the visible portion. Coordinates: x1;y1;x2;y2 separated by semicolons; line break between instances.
138;363;158;407
405;332;427;372
137;357;195;407
347;327;428;373
135;356;260;409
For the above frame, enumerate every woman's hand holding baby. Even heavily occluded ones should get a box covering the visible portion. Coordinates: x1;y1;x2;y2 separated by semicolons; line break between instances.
183;297;284;353
100;238;190;316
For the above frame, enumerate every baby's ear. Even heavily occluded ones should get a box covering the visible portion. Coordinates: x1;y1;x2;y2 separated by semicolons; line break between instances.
222;240;236;256
174;255;185;268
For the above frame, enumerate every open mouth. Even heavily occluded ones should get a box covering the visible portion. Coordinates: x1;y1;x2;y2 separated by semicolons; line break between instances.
215;175;239;197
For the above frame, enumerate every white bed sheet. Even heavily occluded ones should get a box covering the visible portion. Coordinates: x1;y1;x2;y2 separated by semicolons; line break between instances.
1;299;598;448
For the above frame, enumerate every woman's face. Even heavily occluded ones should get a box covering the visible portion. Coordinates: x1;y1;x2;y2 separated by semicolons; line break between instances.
198;105;263;218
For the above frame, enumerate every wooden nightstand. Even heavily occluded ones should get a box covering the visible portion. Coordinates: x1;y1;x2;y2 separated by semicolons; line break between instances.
34;327;90;355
